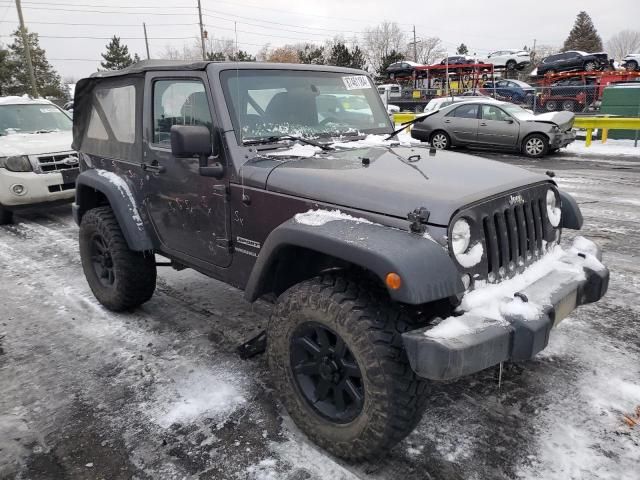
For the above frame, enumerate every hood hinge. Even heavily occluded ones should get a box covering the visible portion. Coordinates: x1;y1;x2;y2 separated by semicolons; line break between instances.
408;207;430;234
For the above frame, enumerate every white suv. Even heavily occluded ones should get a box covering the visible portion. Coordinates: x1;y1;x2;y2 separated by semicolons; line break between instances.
622;53;640;71
0;96;77;224
483;50;531;70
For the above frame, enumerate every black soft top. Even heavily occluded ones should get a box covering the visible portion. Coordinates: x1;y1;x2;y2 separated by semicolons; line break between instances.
89;59;210;78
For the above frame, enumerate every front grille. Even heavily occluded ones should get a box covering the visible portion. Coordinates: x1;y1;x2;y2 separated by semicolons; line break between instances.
451;183;557;281
35;152;78;173
482;198;546;277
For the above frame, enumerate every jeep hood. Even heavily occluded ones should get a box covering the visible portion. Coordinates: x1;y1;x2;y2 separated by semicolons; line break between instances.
265;145;549;225
0;130;73;156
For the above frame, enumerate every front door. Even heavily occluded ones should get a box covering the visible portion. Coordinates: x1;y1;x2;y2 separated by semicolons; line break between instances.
143;73;232;267
476;104;519;147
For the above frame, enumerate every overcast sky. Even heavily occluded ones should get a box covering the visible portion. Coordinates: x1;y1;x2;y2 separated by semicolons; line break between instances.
0;0;638;80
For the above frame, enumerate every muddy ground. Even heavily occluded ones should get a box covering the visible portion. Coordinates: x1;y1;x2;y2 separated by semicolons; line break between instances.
1;146;639;479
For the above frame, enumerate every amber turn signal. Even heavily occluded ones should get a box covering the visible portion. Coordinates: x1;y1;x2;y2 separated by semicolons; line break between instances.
385;272;402;290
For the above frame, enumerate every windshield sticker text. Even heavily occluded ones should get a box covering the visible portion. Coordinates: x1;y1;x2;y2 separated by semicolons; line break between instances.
342;76;371;90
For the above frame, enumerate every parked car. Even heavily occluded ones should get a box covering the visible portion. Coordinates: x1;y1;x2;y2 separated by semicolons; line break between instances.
385;61;422;77
482;79;535;103
423;95;498;113
0;96;77;224
536;51;608;75
411;99;576;157
483;49;531;70
622;53;640;71
377;83;401;100
541;77;598;111
437;55;475;66
72;61;607;461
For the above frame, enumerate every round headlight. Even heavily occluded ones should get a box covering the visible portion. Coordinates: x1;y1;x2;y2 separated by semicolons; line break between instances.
546;189;561;227
451;218;471;255
4;155;32;172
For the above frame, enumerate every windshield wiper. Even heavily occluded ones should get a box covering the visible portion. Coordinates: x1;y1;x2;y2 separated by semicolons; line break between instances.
384;114;431;141
243;135;334;151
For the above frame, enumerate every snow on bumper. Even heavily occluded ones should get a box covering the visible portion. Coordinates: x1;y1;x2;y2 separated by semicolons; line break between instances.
402;237;609;381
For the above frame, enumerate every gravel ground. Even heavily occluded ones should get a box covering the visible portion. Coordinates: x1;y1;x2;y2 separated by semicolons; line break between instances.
1;144;639;480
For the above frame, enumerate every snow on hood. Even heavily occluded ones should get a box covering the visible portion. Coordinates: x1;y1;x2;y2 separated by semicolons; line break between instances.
0;130;73;156
266;134;417;158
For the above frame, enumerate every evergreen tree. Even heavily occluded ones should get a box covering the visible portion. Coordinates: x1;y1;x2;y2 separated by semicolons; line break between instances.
6;29;65;97
298;44;325;65
378;50;404;77
327;42;352;67
349;45;366;70
456;43;468;55
563;11;603;52
228;50;256;61
207;51;226;61
0;46;13;96
100;36;135;70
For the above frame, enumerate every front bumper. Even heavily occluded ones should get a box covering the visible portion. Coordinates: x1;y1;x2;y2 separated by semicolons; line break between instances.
549;130;576;148
0;169;77;207
402;238;609;381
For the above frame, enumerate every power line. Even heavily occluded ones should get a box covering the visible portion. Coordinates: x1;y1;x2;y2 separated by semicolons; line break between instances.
0;20;200;26
4;0;196;9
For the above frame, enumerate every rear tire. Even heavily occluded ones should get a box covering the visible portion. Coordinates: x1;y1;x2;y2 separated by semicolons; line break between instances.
584;61;596;72
0;204;13;225
626;60;638;72
545;100;559;112
267;274;429;460
430;130;451;149
506;60;517;71
522;133;549;158
79;206;156;311
562;100;576;111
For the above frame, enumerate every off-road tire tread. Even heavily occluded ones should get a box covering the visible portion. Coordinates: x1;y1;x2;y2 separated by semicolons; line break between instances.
267;273;429;460
79;206;156;311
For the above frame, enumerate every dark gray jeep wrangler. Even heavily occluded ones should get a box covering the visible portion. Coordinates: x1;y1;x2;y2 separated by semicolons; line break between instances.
72;61;609;460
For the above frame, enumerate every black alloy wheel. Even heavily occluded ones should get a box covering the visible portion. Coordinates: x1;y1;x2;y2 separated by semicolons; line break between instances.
290;322;364;423
90;233;115;287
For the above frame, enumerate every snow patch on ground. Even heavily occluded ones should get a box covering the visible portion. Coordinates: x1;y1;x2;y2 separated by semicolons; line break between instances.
565;138;640;157
150;367;246;428
95;169;144;228
294;209;373;226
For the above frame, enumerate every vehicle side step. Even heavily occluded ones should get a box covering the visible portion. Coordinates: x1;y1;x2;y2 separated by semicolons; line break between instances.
237;330;267;359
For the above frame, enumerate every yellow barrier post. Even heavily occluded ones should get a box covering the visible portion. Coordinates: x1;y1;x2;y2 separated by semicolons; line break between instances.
585;129;593;147
601;128;608;144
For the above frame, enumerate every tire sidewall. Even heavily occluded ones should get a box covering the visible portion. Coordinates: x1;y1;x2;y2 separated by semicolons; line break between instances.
430;131;450;149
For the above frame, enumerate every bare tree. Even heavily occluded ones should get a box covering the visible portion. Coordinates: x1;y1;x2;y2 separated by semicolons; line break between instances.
266;45;300;63
607;30;640;60
159;42;200;60
531;44;560;64
363;22;406;72
410;36;446;65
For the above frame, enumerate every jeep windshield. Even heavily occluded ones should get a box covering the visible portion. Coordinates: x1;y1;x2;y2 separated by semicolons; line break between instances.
220;69;393;145
0;104;72;136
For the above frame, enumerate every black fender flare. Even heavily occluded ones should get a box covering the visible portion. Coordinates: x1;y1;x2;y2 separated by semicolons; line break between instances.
244;218;464;305
559;190;583;230
74;169;153;251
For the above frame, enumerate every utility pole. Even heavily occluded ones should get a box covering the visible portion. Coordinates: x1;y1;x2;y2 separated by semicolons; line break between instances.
197;0;206;60
143;22;150;59
14;0;38;97
412;25;418;63
532;38;537;62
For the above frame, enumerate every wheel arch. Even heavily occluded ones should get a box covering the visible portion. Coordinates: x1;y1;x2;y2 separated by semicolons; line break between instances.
244;218;464;305
74;169;153;252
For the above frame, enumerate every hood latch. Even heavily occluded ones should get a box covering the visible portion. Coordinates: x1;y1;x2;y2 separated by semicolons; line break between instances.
408;207;430;234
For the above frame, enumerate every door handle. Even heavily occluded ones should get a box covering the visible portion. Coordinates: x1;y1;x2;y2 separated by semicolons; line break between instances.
444;120;451;123
480;123;487;126
142;161;166;174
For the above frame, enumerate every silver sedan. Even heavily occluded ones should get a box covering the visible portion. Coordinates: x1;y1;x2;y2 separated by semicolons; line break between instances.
410;100;576;158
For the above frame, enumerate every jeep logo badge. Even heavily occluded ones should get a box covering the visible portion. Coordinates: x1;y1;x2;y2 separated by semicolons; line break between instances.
508;194;525;206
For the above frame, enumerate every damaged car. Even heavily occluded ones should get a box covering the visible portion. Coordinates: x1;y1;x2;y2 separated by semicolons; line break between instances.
71;61;608;461
410;99;576;157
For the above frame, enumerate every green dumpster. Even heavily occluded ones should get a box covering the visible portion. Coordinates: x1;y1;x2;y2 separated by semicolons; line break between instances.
600;84;640;140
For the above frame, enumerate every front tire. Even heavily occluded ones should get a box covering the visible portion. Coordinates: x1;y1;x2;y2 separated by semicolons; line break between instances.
522;133;549;158
562;100;576;111
430;130;451;149
584;61;596;71
79;206;156;311
267;274;429;460
506;60;517;70
0;204;13;225
625;60;638;72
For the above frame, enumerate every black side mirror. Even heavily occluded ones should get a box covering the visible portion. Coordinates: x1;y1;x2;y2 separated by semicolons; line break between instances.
506;118;514;124
170;125;212;158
